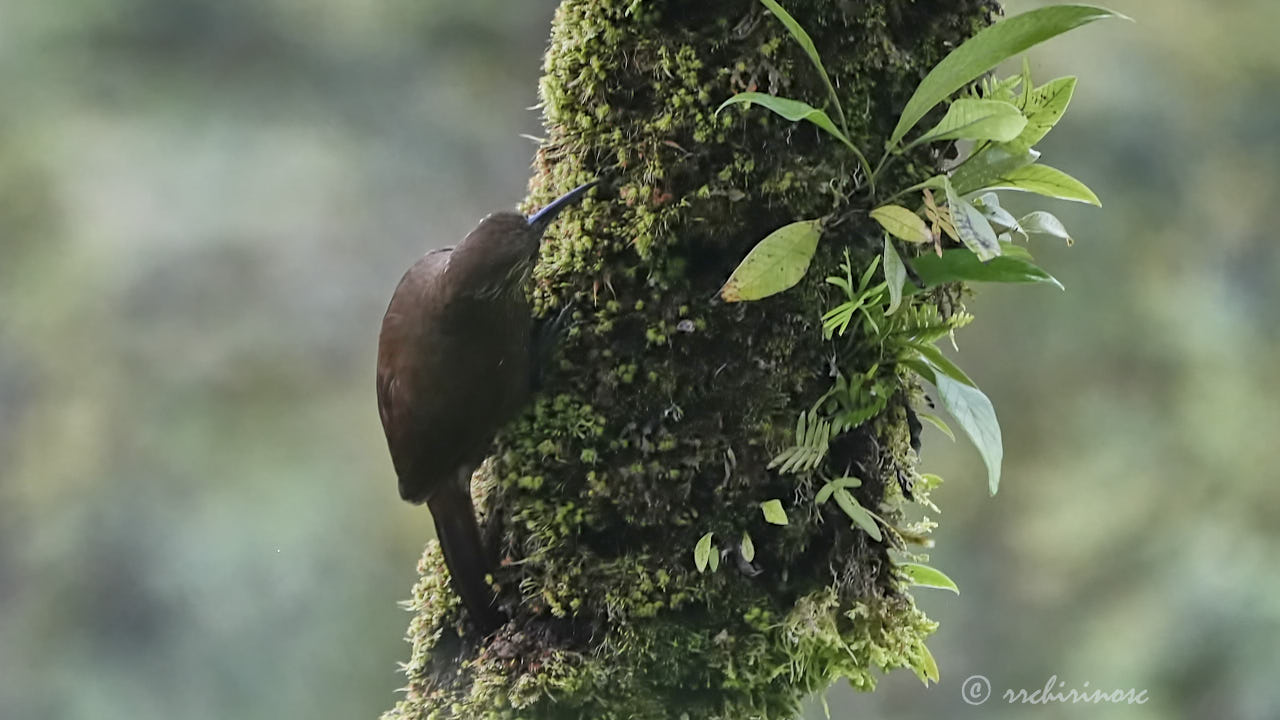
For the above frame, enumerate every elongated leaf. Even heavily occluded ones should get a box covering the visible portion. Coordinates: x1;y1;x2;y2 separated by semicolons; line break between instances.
990;164;1101;206
694;532;714;572
950;147;1040;196
910;98;1028;147
898;562;961;594
883;237;907;315
890;5;1127;147
898;173;950;198
833;488;882;541
871;204;932;244
740;532;755;563
917;411;956;442
761;499;789;525
1017;56;1034;109
1020;210;1074;244
910;247;1063;290
936;372;1003;495
816;476;863;504
759;0;844;127
720;219;822;302
717;93;856;152
912;341;976;387
917;643;941;686
1002;76;1077;152
945;180;1001;261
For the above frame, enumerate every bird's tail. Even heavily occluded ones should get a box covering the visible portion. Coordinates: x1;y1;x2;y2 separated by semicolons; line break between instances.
427;485;503;634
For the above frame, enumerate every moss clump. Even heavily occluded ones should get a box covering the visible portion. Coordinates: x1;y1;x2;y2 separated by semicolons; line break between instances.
383;1;998;718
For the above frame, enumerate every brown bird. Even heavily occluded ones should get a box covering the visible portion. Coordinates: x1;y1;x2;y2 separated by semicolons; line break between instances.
376;181;597;633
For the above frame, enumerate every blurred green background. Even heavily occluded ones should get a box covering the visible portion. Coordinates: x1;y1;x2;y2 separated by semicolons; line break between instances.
1;1;1275;719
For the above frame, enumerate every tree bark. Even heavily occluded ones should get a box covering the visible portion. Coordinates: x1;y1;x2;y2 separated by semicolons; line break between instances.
383;1;998;718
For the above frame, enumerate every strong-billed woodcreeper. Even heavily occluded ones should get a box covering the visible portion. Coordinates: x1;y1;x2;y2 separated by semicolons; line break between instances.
376;182;597;632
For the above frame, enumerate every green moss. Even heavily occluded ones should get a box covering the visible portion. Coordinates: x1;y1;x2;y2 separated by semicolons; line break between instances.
385;1;1000;718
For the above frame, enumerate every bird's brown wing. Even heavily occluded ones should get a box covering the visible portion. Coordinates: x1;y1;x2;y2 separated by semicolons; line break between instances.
376;248;452;496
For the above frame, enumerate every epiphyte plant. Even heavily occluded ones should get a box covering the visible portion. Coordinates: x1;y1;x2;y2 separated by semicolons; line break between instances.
702;0;1126;670
716;1;1126;497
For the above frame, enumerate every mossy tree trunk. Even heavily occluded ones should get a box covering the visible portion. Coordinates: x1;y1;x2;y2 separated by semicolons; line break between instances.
384;1;998;718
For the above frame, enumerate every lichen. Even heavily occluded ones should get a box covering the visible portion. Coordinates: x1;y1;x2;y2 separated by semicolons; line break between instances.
383;2;1000;718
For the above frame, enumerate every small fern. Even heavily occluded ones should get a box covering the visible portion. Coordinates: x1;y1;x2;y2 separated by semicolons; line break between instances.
768;410;834;475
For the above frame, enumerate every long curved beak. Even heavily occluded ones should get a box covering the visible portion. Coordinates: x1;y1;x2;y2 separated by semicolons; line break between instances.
527;180;600;236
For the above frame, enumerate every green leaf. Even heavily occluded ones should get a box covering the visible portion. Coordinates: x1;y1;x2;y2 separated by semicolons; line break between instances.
1020;210;1074;244
883;237;907;315
945;179;1002;262
950;147;1040;196
833;488;882;541
917;643;941;686
717;93;857;153
984;70;1024;105
903;359;937;385
918;473;945;491
917;411;956;442
909;98;1028;148
740;532;755;563
694;532;714;573
1017;56;1034;109
857;255;882;293
898;562;961;594
898;173;951;198
816;476;863;504
989;164;1102;206
870;204;932;244
709;547;720;572
910;247;1063;290
720;219;822;302
758;0;844;129
935;372;1004;495
1001;76;1077;152
911;341;976;387
761;499;789;525
889;5;1128;147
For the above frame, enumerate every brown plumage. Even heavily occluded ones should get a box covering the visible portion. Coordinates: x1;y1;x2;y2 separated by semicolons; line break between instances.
376;182;596;633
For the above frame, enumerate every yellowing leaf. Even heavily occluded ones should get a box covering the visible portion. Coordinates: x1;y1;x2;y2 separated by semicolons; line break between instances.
870;204;931;244
719;220;822;302
694;532;714;573
761;499;789;525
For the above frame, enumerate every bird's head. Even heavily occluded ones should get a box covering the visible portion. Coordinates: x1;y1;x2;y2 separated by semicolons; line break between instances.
448;181;598;300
